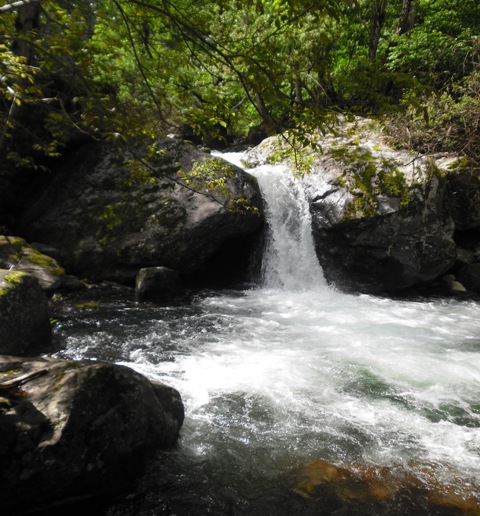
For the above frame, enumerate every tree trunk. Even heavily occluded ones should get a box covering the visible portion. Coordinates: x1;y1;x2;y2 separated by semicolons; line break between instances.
368;0;388;64
397;0;417;35
12;1;41;64
254;92;274;133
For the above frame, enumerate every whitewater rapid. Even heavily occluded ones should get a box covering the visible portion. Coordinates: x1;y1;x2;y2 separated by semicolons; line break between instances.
53;151;480;513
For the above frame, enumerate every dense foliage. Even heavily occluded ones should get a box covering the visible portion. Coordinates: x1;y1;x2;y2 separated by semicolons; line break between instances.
0;0;479;165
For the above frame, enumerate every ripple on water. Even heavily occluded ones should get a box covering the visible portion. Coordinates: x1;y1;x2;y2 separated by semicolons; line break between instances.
52;287;480;514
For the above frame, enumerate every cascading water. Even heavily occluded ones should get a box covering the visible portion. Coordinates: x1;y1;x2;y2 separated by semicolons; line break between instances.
251;162;326;290
54;153;480;515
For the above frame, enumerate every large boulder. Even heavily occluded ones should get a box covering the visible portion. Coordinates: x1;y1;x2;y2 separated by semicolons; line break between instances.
244;119;461;294
0;270;52;355
19;139;263;285
0;355;184;515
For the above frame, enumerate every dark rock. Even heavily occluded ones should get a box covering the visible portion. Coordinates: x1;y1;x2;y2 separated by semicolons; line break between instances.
136;266;182;301
20;139;263;285
456;263;480;293
0;270;52;355
446;169;480;230
0;355;184;515
30;242;64;264
0;166;15;230
308;175;456;293
246;125;268;145
455;246;475;267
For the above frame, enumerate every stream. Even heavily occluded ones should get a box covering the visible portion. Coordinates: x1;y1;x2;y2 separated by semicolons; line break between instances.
52;152;480;515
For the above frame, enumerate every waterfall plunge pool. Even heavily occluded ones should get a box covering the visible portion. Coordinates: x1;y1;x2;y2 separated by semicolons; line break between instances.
52;153;480;515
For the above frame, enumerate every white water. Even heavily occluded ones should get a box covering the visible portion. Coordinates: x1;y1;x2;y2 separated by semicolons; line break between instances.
55;152;480;512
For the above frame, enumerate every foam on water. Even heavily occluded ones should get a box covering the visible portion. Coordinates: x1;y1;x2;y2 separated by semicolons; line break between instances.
53;152;480;511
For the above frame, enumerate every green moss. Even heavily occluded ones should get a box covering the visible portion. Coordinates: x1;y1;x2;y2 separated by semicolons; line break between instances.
446;157;479;176
332;143;411;220
4;271;27;285
0;367;21;377
267;137;318;176
423;158;446;180
76;301;100;310
25;250;65;276
0;236;24;248
177;158;235;196
177;158;259;214
1;236;65;276
0;397;11;409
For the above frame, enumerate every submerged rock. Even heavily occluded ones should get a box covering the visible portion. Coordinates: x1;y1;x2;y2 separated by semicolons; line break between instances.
0;270;51;355
292;460;480;515
20;139;263;286
0;355;184;515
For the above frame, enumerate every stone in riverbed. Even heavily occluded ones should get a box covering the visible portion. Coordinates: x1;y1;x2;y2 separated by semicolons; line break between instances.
135;266;183;301
292;459;480;514
0;355;184;515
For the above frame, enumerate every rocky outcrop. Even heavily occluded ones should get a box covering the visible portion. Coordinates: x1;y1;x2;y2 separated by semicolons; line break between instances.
244;120;468;294
0;270;52;355
19;139;263;286
0;355;184;515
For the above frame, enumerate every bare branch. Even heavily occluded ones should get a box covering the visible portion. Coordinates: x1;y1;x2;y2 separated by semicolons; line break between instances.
0;0;42;14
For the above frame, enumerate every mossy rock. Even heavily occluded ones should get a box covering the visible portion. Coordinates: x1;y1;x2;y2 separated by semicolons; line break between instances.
0;235;65;291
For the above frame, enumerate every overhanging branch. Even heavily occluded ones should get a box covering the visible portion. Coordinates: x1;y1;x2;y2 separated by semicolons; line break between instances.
0;0;42;14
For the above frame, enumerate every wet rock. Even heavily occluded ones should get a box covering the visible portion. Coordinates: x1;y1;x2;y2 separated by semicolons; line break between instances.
20;139;263;285
0;355;184;515
0;235;66;291
244;121;460;294
442;274;467;293
292;460;480;515
136;266;183;301
0;270;51;355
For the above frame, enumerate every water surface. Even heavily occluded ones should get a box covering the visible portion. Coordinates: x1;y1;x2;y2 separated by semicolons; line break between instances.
53;153;480;514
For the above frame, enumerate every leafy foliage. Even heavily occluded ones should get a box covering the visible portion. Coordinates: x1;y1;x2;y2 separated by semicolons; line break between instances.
0;0;479;168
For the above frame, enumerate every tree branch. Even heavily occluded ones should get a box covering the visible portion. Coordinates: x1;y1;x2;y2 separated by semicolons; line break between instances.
0;0;42;14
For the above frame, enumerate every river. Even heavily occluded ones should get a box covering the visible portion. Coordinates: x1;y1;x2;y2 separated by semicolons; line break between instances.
52;152;480;515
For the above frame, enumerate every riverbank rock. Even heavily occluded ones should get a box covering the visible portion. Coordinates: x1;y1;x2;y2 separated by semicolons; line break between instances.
244;119;467;294
19;138;263;286
0;235;85;292
0;355;184;515
0;270;51;355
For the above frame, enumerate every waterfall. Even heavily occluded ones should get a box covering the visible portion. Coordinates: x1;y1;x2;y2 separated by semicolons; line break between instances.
54;150;480;515
219;152;326;291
